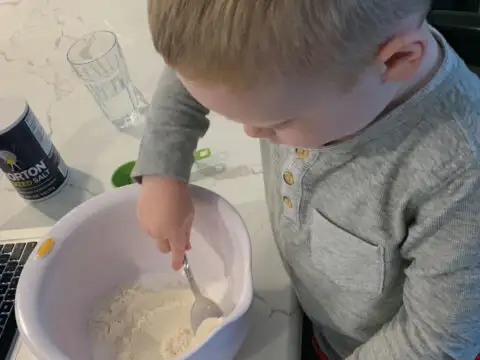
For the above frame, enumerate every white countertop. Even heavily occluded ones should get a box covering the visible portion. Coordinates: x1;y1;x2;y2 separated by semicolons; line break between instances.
0;0;301;359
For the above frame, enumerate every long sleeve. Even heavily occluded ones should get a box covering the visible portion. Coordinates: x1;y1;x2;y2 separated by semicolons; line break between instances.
132;67;210;183
347;166;480;360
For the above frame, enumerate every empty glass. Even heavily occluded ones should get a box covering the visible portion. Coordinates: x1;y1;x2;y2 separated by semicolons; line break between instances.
67;31;147;128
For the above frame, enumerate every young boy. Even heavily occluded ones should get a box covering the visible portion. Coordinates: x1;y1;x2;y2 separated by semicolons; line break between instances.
133;1;480;358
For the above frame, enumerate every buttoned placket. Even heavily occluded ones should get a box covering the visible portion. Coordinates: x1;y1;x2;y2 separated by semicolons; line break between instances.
280;148;318;226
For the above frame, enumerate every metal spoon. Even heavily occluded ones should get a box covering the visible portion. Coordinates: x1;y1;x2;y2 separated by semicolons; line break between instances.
183;255;224;334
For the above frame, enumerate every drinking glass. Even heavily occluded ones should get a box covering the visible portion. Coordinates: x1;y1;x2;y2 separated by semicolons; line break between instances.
67;31;147;128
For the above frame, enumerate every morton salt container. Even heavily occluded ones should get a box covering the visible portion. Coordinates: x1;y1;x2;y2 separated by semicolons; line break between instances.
0;97;69;201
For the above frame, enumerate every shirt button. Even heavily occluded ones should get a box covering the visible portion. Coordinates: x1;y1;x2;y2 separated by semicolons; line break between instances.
283;196;293;208
295;148;310;159
283;171;294;185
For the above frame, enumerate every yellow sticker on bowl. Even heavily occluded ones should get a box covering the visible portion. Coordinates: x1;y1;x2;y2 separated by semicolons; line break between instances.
37;237;54;258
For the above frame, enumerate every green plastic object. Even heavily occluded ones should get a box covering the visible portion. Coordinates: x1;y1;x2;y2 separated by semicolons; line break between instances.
111;160;136;188
111;148;212;188
194;148;211;160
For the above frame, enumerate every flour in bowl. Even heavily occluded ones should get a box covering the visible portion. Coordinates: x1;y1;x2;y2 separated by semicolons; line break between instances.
90;283;224;360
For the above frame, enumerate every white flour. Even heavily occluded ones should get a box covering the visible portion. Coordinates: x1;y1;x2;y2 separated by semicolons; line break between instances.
90;283;224;360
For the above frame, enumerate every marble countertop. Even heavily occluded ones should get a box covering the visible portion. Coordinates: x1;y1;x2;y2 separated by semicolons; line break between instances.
0;0;301;359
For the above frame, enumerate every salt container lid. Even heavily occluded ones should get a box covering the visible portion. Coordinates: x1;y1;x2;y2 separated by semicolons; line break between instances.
0;97;29;135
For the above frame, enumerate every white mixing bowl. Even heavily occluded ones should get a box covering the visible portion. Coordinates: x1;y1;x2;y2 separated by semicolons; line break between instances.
15;184;253;360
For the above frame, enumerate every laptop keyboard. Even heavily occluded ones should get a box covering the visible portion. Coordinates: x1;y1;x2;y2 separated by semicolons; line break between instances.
0;242;37;359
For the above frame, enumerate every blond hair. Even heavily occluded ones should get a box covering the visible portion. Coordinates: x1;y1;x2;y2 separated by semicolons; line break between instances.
148;0;431;90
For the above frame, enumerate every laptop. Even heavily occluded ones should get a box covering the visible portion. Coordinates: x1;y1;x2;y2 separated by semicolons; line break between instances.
0;227;49;360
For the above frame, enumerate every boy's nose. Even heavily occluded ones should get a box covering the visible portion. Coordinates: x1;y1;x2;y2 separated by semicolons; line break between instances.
243;125;273;139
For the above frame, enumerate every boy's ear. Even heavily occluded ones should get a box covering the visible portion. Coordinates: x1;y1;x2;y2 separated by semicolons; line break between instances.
376;30;427;82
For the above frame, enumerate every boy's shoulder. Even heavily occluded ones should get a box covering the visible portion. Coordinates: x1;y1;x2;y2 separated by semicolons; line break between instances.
410;62;480;182
380;59;480;200
437;61;480;157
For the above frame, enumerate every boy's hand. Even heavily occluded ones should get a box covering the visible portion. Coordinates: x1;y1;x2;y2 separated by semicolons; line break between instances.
137;176;194;271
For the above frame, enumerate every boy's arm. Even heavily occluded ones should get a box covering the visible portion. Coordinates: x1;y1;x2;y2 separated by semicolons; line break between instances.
132;67;210;182
347;167;480;360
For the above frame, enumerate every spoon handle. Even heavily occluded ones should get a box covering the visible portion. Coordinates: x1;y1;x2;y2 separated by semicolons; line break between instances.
183;255;202;297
